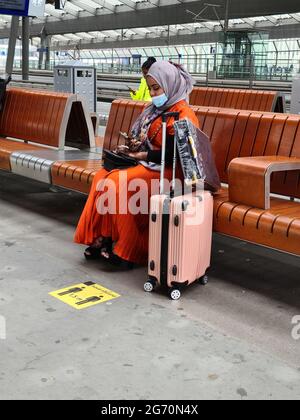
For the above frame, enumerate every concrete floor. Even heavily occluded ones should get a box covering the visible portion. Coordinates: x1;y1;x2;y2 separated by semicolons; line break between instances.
0;171;300;400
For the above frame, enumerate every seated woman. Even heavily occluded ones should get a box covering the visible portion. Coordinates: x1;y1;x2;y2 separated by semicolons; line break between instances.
74;61;199;269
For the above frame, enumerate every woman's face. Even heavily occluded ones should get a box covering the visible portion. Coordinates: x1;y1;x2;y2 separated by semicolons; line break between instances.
146;76;165;98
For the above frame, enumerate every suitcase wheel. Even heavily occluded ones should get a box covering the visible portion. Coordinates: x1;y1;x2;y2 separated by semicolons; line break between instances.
144;279;157;293
199;275;209;286
169;288;181;301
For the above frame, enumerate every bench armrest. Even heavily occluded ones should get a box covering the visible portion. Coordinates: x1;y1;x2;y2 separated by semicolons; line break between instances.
228;156;300;209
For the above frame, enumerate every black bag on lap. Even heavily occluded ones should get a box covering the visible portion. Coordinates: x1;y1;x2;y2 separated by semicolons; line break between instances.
103;149;138;172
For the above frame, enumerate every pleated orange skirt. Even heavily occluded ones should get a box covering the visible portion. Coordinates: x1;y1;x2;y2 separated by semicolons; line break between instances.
74;164;173;265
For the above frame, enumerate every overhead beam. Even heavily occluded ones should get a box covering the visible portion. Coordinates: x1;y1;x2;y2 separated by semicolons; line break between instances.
51;23;300;51
0;0;299;38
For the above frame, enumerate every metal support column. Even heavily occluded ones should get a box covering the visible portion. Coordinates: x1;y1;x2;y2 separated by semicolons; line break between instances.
5;16;20;76
206;59;210;86
38;34;45;70
22;17;30;80
224;0;230;33
45;36;51;70
249;55;255;89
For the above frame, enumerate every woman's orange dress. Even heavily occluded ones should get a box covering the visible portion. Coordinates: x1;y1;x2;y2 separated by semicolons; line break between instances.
74;100;199;264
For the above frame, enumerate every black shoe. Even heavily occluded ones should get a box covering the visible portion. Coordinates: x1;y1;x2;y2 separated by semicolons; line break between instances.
84;246;102;260
102;251;134;270
84;238;112;261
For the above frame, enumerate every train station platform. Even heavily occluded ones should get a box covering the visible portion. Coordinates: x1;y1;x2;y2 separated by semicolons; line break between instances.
2;0;300;403
0;171;300;400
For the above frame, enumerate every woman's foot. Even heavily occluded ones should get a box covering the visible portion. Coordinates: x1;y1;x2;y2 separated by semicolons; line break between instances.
84;237;112;260
101;250;134;270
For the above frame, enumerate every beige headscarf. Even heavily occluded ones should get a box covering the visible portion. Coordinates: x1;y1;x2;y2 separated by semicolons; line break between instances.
147;60;195;110
130;61;195;139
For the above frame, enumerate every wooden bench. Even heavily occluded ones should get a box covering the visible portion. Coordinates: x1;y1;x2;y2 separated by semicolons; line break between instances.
50;99;300;256
190;87;285;113
196;107;300;255
1;95;300;256
51;99;147;192
0;88;98;184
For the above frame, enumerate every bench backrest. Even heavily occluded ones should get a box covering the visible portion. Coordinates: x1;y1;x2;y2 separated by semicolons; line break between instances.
195;106;300;199
105;99;300;199
0;88;95;149
190;87;280;112
103;99;147;150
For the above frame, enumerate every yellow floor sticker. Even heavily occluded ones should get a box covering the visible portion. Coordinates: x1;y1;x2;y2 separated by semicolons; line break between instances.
50;281;120;310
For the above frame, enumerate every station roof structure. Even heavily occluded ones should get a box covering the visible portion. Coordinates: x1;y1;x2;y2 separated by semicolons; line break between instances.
0;0;300;49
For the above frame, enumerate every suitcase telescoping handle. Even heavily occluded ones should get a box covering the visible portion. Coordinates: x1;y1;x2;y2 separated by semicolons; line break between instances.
160;112;180;195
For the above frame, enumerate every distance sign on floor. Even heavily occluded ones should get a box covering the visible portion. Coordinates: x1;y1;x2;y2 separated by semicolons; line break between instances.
50;281;120;309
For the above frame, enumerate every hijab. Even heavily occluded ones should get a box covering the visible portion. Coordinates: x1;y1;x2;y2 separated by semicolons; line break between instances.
130;61;195;142
147;60;195;110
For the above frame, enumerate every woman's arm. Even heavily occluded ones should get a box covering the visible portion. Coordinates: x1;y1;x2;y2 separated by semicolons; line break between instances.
128;134;175;164
147;139;174;165
128;151;148;161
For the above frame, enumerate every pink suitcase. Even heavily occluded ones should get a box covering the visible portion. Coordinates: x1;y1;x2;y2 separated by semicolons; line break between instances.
144;113;214;300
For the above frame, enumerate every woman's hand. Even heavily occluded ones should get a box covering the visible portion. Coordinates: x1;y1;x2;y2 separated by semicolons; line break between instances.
128;139;142;152
127;152;148;161
114;145;130;154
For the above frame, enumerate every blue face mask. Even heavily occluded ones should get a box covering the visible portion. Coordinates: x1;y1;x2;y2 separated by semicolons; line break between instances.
152;93;168;108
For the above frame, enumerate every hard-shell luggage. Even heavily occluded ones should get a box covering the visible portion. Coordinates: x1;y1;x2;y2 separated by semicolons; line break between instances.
144;112;214;300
